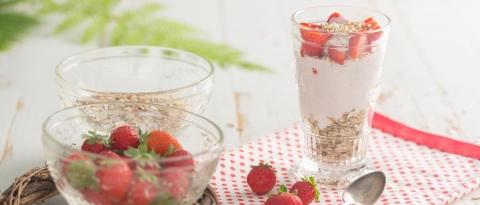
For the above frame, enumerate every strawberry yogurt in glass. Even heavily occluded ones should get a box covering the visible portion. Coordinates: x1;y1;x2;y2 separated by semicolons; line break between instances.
290;6;391;187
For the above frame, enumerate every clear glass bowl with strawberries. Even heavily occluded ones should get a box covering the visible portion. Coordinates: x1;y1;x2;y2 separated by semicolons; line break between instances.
42;102;223;205
56;46;215;114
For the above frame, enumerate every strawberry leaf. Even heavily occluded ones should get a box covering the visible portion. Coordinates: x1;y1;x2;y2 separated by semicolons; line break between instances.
65;159;98;191
279;185;288;193
250;162;277;173
306;176;320;200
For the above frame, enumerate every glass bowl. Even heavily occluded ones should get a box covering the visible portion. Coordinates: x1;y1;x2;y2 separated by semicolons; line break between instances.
56;46;214;114
42;102;223;205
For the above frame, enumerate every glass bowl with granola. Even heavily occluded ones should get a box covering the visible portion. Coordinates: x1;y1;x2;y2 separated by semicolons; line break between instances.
55;46;214;114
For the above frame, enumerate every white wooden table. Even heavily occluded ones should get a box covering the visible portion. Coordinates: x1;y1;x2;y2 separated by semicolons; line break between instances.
1;0;479;204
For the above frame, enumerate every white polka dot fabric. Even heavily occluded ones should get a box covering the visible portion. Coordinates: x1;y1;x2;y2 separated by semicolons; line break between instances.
210;124;480;205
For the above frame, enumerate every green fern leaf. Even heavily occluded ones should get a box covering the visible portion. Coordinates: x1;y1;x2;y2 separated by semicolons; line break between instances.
82;14;109;43
55;12;87;33
37;0;271;71
0;0;31;8
0;13;38;51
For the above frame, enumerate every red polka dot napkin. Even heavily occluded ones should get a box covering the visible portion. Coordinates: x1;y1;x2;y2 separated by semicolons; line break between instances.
210;121;480;205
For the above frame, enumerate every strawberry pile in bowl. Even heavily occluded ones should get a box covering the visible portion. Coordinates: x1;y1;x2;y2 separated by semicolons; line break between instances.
41;102;223;205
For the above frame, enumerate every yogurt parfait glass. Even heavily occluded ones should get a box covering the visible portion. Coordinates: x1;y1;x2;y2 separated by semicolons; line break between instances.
290;6;391;187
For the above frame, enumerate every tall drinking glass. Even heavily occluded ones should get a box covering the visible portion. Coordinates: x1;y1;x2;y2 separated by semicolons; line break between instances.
290;6;391;187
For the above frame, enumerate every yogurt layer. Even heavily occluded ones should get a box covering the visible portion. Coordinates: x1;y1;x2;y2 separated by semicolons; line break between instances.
295;49;385;131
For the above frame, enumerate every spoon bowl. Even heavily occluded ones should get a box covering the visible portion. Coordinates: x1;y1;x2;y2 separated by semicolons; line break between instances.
342;171;386;205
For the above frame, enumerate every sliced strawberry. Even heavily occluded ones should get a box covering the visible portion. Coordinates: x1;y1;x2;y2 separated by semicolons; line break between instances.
300;29;332;45
348;34;368;59
364;17;380;30
299;28;331;58
328;47;346;65
367;30;383;44
327;12;348;24
363;17;383;45
300;22;321;29
300;42;324;58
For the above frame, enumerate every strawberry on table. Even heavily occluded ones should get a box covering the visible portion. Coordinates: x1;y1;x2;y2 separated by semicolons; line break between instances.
264;185;303;205
145;130;182;156
110;125;140;151
289;176;320;205
81;131;110;153
96;157;132;200
246;162;277;195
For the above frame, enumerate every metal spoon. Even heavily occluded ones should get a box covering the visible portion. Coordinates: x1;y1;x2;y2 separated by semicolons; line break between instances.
342;171;387;205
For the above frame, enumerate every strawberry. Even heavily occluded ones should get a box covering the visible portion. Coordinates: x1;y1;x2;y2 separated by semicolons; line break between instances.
348;34;368;59
145;130;182;156
163;147;195;171
124;170;159;205
300;43;324;58
247;163;277;195
328;47;347;65
81;131;110;153
300;28;332;45
124;146;160;171
62;153;91;174
289;177;320;205
265;185;303;205
364;17;380;30
96;157;132;200
327;12;349;24
300;22;321;29
157;167;189;199
363;17;383;44
299;22;331;58
110;125;140;151
62;154;98;191
82;188;114;205
99;151;121;159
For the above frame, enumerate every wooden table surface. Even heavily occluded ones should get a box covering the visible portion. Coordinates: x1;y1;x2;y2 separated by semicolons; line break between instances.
1;0;479;204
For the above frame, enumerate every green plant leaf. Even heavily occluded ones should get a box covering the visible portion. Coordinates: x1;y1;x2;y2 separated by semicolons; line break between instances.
37;0;272;72
0;13;38;51
0;0;31;9
55;12;87;34
82;14;109;43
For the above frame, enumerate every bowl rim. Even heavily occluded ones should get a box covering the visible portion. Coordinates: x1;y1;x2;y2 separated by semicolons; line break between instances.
55;46;215;95
42;102;224;165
